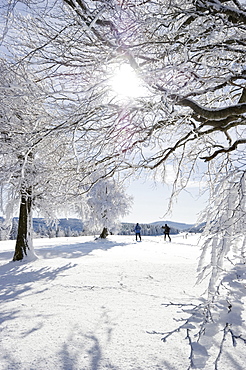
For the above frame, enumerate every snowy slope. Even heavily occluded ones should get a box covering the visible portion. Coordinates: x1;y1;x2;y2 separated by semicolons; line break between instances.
0;234;245;370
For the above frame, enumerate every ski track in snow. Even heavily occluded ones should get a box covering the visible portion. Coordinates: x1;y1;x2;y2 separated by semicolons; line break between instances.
0;234;245;370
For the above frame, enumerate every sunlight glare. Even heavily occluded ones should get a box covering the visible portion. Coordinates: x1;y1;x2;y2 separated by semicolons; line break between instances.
111;64;146;99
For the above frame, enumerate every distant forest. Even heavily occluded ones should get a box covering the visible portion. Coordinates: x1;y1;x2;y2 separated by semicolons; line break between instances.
0;218;203;241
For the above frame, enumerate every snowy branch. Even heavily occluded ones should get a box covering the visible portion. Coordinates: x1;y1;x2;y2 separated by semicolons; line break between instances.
176;98;246;121
200;139;246;161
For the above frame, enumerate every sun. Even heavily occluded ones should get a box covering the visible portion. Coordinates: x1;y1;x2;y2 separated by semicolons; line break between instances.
110;63;147;99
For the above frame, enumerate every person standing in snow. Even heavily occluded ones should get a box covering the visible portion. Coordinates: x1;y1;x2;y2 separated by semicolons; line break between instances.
162;223;171;242
134;223;142;241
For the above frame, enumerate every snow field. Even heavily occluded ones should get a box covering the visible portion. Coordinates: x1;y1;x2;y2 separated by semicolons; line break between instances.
0;234;245;369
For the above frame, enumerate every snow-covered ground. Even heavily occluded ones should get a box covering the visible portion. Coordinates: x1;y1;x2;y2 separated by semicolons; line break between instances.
0;234;245;370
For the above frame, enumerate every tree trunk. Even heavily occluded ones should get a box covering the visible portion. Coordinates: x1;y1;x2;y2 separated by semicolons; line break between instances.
13;187;33;261
99;227;108;239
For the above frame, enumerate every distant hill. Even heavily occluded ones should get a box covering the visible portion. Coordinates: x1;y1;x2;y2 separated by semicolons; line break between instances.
151;220;204;233
150;220;194;231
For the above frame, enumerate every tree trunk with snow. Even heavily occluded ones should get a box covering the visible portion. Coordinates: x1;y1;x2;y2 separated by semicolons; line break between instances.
99;227;108;239
13;187;34;261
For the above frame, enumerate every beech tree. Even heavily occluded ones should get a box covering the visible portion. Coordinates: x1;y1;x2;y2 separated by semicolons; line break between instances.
85;176;132;238
0;61;45;261
0;60;94;260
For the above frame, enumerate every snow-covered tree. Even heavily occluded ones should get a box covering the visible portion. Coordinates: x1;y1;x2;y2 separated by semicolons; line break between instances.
0;60;92;260
85;176;132;238
0;61;44;260
197;168;246;293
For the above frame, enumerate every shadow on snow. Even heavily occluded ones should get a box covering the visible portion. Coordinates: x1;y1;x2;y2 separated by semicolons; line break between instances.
35;238;130;260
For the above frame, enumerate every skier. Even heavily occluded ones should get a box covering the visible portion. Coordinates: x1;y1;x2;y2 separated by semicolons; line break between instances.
134;223;142;241
162;223;171;242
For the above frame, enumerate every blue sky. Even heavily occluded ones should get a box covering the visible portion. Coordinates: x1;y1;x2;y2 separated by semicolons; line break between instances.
121;178;208;225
